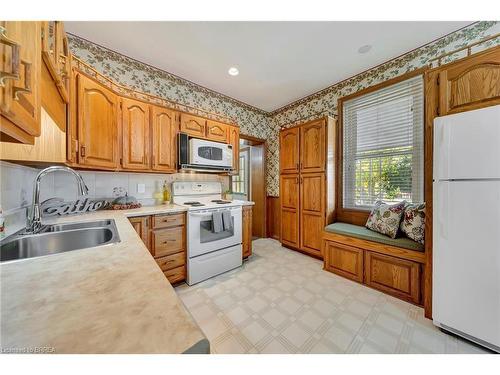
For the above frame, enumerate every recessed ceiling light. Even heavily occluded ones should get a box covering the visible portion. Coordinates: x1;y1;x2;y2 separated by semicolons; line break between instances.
228;67;239;76
358;45;372;54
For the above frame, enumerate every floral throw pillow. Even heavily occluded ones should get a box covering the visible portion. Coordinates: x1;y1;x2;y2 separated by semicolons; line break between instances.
365;200;406;239
400;203;426;244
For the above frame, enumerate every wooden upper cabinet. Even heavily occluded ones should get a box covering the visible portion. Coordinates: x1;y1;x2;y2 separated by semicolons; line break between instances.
179;113;206;138
0;21;41;141
280;127;300;174
300;120;325;173
121;98;150;170
206;120;229;142
228;125;240;173
151;105;178;172
439;47;500;116
77;74;119;169
41;21;70;103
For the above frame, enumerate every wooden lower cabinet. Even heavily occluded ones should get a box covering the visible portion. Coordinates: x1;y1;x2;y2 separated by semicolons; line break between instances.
242;206;253;258
300;172;325;257
129;212;186;284
156;252;185;272
152;226;185;258
129;216;150;248
323;239;422;305
365;251;421;304
324;241;363;283
163;266;186;284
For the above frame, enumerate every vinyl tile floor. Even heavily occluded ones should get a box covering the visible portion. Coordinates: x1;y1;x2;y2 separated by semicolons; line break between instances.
175;239;491;354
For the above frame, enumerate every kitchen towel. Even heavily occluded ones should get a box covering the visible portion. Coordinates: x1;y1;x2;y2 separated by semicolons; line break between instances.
212;211;223;233
222;210;233;231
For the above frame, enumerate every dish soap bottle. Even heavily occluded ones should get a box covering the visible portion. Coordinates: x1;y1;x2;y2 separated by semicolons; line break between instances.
162;181;171;204
0;205;5;239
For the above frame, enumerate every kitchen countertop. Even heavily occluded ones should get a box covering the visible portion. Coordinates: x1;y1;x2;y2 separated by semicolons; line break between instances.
0;204;209;354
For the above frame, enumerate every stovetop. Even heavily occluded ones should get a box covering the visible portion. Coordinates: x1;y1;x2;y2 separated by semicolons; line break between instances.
178;199;242;210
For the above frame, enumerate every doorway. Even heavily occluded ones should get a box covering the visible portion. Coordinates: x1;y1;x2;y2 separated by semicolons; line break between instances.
231;135;266;239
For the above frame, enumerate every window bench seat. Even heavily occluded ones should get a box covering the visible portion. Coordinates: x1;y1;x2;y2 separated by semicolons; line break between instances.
325;222;424;252
323;222;425;305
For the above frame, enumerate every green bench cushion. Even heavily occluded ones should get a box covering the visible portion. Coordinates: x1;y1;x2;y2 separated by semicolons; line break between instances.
324;222;424;252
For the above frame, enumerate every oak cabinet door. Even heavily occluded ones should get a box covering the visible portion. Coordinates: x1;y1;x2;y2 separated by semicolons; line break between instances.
77;74;119;169
439;47;500;116
324;241;364;283
129;216;151;251
41;21;70;103
0;21;41;138
121;97;150;170
242;206;253;258
365;251;421;304
206;120;229;142
179;113;206;138
300;120;325;173
228;125;240;173
280;127;299;174
151;106;178;172
300;173;325;257
280;174;299;247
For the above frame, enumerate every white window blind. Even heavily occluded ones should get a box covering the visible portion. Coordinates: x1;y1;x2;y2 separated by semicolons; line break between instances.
342;75;424;210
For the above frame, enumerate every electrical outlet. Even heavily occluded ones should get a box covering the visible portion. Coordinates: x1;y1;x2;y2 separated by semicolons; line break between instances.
137;183;146;194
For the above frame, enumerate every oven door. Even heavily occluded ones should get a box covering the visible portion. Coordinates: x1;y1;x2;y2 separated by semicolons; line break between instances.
187;206;242;258
189;138;232;167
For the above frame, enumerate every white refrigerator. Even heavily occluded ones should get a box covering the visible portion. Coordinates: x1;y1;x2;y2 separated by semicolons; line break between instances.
433;104;500;352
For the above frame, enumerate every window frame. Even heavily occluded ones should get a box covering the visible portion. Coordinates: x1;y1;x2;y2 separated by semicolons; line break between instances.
335;68;427;226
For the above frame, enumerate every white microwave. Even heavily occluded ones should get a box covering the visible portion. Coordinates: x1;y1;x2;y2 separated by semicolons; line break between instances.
178;133;233;171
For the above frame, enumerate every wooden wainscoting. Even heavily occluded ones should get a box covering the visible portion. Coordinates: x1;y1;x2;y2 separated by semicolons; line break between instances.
266;196;281;240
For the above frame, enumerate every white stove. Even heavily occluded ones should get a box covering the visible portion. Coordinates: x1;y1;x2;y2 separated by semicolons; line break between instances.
172;181;243;285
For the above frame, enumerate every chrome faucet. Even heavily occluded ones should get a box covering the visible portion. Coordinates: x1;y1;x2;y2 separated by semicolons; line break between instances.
25;166;89;234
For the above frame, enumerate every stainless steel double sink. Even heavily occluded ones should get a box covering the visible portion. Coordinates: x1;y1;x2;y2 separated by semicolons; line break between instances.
0;219;120;263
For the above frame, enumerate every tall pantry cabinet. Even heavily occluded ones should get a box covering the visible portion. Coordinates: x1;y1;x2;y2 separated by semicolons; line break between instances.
279;117;335;259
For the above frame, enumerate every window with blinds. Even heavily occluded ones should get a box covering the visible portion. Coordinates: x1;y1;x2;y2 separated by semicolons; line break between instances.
342;75;424;210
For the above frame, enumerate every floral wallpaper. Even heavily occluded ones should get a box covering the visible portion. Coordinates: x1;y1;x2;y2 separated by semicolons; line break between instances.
68;21;500;197
68;33;275;191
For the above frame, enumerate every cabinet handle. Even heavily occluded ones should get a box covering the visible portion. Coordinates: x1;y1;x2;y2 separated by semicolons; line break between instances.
80;145;86;157
12;60;32;100
163;239;175;244
295;177;299;184
0;26;20;87
296;163;299;170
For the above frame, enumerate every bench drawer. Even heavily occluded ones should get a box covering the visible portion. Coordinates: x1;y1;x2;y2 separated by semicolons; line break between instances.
324;240;364;283
152;226;185;258
164;266;186;284
152;213;185;229
365;251;421;304
156;252;185;272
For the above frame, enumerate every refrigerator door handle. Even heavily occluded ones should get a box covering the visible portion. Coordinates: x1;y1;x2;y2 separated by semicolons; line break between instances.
438;182;449;240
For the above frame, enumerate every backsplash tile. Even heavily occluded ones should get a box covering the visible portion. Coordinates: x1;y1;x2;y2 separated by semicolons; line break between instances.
0;161;229;236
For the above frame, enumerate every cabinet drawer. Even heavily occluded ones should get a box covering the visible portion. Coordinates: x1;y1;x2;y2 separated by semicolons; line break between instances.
156;252;185;272
365;251;421;304
164;266;186;284
324;241;363;283
152;226;184;258
152;213;185;229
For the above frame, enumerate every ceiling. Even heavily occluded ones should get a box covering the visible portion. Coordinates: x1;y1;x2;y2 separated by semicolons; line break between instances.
65;21;471;112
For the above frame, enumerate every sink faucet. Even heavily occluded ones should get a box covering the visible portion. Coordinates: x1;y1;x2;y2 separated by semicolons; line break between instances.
25;166;89;234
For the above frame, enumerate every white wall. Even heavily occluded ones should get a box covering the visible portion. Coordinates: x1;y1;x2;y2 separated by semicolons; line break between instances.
0;161;229;236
